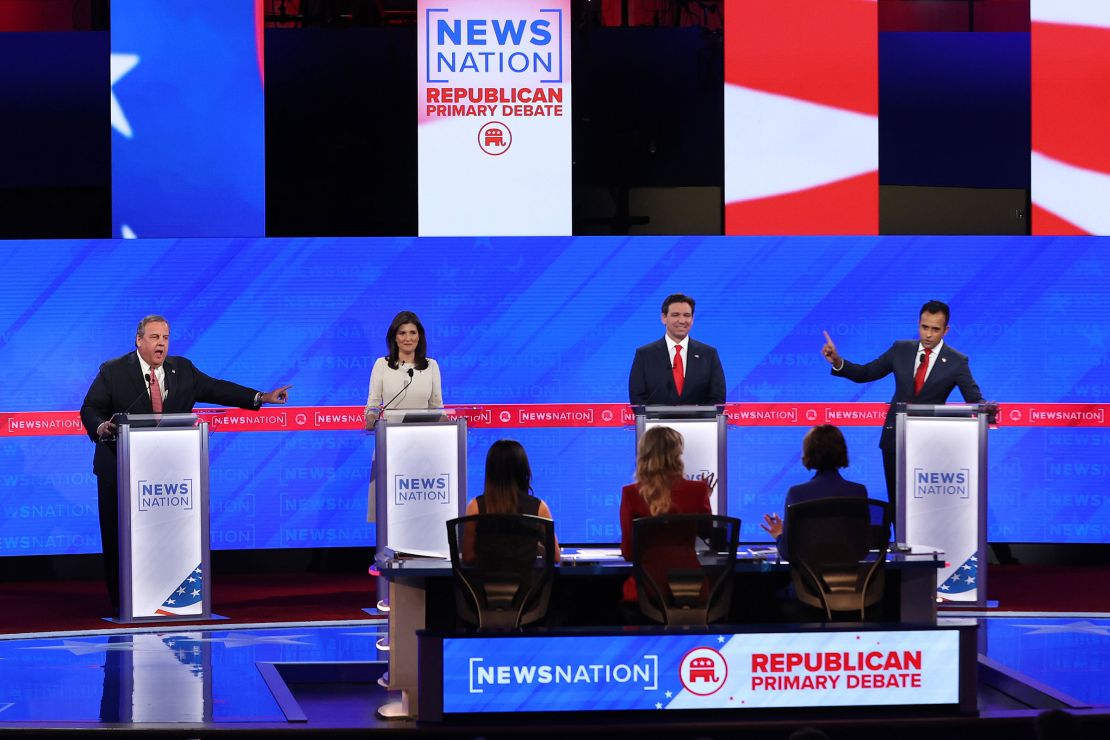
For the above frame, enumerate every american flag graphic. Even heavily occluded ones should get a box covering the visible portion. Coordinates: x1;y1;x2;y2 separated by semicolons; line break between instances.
1031;1;1110;234
939;552;978;595
725;0;878;235
156;565;204;616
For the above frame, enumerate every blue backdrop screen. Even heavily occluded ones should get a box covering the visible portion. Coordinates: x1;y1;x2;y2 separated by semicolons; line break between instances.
110;2;265;238
1;236;1108;556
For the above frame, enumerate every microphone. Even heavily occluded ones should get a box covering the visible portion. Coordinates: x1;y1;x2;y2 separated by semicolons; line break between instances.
102;374;153;440
380;368;415;413
642;372;674;406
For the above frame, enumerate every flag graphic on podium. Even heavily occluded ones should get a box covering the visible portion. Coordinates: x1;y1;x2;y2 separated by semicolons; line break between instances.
156;565;204;617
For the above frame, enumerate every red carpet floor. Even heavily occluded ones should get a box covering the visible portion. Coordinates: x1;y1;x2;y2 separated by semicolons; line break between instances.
0;571;380;635
2;564;1109;636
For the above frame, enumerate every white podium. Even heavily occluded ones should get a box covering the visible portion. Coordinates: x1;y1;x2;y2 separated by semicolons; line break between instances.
373;410;467;720
896;403;990;605
374;411;467;556
634;405;727;514
117;413;212;623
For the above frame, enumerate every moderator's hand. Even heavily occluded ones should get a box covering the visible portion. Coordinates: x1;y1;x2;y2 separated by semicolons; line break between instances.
821;330;842;367
260;385;292;405
760;512;783;539
982;400;999;424
96;420;118;439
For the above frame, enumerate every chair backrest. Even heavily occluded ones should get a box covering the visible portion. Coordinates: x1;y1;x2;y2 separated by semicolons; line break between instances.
631;514;740;626
784;497;890;620
445;514;557;630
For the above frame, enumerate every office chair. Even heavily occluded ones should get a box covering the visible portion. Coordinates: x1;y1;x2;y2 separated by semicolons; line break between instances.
631;514;740;626
445;514;556;630
784;497;890;621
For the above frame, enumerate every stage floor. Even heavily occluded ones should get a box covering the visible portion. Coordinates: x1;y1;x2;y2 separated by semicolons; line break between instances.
0;615;1107;735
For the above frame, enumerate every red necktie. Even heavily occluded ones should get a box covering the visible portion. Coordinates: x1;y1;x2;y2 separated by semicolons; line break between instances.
149;369;164;413
913;348;932;396
672;345;685;397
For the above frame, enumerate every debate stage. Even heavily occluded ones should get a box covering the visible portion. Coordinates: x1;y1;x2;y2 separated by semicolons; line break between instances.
2;567;1110;738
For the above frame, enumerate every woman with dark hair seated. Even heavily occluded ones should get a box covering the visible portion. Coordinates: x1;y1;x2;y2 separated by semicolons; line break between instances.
760;424;868;558
463;439;561;563
619;425;711;603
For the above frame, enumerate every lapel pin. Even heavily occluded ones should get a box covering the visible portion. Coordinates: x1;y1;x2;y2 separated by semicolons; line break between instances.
694;354;701;359
941;358;947;363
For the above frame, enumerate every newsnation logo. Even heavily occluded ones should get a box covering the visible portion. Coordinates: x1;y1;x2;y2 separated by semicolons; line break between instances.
393;474;452;505
912;468;971;499
468;654;658;692
137;479;193;512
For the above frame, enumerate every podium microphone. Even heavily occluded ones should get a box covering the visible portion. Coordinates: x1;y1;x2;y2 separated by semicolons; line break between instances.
102;375;153;441
380;368;415;414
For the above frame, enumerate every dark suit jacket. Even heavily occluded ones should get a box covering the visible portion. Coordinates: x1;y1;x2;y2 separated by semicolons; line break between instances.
832;340;982;452
775;469;868;559
80;351;260;477
629;338;726;406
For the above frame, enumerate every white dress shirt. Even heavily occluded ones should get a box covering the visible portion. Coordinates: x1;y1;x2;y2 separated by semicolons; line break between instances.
665;335;690;375
914;340;944;386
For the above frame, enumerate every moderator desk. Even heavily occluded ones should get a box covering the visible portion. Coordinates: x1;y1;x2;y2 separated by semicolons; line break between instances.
375;546;946;719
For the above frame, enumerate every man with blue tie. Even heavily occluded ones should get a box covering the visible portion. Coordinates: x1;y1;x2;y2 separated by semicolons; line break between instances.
821;299;984;532
629;294;726;406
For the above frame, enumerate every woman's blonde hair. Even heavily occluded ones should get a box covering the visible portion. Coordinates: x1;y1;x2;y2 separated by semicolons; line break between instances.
635;426;685;516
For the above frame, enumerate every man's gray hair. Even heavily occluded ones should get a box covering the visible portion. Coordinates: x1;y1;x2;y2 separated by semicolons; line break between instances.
136;315;169;337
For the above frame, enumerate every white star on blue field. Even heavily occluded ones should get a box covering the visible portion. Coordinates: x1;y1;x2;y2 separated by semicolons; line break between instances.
1012;621;1110;636
110;53;140;138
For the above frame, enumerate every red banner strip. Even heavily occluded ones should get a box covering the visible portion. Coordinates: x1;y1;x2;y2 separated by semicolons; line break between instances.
2;403;1107;437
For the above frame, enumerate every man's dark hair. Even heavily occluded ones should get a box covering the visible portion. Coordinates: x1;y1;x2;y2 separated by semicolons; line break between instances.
136;315;168;337
661;293;696;315
920;300;950;326
385;310;429;371
802;424;850;471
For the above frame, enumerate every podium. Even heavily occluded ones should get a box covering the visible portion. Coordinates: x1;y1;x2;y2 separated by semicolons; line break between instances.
896;403;989;605
374;410;466;720
116;413;212;623
374;410;467;556
634;405;727;514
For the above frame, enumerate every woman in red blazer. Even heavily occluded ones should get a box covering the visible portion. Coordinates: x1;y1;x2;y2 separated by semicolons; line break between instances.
619;426;711;602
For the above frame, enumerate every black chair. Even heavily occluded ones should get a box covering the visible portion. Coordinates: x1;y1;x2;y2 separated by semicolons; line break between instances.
784;497;890;621
445;514;556;630
631;514;740;626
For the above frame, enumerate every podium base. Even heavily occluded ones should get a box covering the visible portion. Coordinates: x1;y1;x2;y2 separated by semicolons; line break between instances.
102;612;228;625
376;700;411;720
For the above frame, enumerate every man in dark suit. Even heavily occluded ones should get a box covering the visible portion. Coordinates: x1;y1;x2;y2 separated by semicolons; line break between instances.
80;315;291;611
820;299;983;532
628;293;726;406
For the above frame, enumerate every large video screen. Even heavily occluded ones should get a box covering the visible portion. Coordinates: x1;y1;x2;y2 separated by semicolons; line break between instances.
724;0;878;235
1;236;1107;556
1031;0;1110;234
110;1;265;238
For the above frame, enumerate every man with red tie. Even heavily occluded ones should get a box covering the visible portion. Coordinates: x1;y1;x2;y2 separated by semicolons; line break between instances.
629;294;726;406
821;300;983;532
80;315;291;612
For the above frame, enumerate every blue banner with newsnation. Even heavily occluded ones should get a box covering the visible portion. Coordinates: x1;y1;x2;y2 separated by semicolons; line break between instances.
440;628;963;714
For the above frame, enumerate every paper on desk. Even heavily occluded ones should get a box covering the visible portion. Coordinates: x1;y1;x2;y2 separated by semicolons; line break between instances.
392;548;448;559
560;547;624;561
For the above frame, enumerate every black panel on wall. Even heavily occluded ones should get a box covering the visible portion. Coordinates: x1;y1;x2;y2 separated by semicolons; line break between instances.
879;31;1031;190
265;27;418;237
0;32;110;238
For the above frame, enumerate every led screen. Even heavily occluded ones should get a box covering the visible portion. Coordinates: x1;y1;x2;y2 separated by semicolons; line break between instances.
0;236;1108;557
110;1;265;238
724;0;878;235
